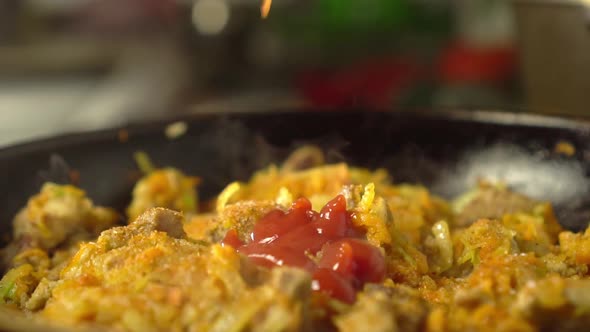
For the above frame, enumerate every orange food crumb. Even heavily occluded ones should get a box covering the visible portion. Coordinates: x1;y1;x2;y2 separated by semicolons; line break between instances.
261;0;271;18
118;129;129;143
554;140;575;156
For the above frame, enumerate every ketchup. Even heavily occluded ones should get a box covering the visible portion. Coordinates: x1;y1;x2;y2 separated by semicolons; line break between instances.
222;195;386;303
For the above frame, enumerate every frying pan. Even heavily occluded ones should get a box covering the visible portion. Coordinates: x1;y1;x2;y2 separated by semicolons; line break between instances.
1;109;589;237
0;109;590;332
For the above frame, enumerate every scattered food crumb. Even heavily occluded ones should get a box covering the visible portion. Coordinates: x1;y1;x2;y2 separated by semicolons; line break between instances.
118;129;129;143
134;151;155;175
554;140;576;156
261;0;271;18
68;170;80;185
165;122;188;140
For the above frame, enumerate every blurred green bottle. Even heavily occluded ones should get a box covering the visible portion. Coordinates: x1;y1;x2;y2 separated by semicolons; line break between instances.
269;0;451;65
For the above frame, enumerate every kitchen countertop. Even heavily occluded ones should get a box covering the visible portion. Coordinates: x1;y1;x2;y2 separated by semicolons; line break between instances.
0;39;191;148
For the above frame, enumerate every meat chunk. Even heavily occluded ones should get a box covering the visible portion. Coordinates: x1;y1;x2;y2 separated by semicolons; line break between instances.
25;278;55;311
97;208;186;251
335;289;398;332
130;207;186;239
8;183;118;255
453;183;537;227
334;284;428;332
512;277;590;331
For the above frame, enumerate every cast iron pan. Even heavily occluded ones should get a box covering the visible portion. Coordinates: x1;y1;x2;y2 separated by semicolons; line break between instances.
0;109;589;241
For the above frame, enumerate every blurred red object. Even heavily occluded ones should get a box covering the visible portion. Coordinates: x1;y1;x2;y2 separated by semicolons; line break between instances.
297;57;422;108
437;43;516;84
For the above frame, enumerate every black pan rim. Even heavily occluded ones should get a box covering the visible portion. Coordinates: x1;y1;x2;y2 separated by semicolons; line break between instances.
1;108;589;159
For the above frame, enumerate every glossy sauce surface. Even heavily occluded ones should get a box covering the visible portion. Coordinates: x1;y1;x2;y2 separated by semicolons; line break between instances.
222;195;386;303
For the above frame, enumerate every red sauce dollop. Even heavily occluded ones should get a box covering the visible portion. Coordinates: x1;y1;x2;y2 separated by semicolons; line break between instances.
222;195;386;303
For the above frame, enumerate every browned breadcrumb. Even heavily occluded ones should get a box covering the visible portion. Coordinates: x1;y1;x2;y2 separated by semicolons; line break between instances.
554;140;575;156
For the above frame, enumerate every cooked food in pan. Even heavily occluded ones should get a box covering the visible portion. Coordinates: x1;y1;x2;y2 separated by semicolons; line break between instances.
1;146;589;332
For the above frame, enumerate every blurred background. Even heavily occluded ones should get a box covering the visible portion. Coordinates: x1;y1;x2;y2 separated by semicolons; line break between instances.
1;0;589;146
